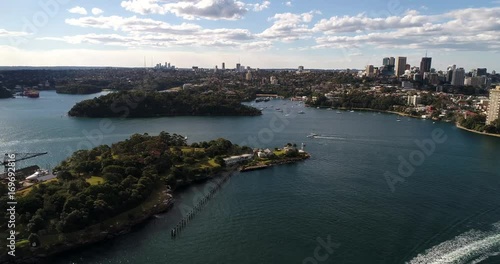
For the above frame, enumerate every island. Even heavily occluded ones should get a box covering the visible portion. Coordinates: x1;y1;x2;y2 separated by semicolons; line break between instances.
0;132;309;263
68;90;262;117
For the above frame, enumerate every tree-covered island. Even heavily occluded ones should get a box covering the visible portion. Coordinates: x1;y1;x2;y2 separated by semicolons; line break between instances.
68;90;261;117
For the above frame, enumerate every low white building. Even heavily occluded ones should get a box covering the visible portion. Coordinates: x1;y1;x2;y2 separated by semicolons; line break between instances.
223;154;253;165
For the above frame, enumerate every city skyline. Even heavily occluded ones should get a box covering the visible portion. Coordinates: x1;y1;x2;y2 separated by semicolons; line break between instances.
0;1;499;70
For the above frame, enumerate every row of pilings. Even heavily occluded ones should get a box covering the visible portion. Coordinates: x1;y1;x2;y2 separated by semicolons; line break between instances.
171;172;233;238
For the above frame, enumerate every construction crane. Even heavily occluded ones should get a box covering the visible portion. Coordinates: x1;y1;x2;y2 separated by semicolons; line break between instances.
2;152;48;172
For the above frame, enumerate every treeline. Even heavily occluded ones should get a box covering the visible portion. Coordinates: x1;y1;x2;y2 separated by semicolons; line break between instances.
0;132;249;249
0;87;13;99
56;84;103;94
307;91;405;110
68;90;262;117
459;115;500;134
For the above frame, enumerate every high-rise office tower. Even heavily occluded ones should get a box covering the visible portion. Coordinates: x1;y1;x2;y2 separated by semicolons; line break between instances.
395;57;407;77
222;62;225;70
420;57;432;74
383;57;390;66
389;57;395;66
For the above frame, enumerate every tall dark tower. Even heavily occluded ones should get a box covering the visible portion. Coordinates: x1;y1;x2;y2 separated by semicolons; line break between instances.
420;54;432;74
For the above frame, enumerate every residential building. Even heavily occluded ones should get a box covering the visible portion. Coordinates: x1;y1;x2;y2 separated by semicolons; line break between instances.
365;65;374;77
486;86;500;125
451;68;465;86
407;95;421;106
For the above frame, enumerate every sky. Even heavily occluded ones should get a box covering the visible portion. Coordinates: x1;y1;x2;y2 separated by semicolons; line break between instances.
0;0;499;71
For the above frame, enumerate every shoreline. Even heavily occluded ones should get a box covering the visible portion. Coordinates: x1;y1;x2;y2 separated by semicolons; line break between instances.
455;123;500;138
4;167;240;264
240;154;310;172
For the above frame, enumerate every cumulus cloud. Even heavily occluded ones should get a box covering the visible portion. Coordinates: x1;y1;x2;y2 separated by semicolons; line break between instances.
92;8;104;16
47;6;500;54
51;15;264;49
257;11;319;41
120;0;249;20
68;6;88;15
312;7;500;52
313;10;430;34
250;1;270;12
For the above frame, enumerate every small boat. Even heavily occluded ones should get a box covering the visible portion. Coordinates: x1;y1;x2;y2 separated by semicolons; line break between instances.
327;108;332;110
396;119;401;122
336;111;341;114
298;111;305;114
349;110;354;113
307;133;318;138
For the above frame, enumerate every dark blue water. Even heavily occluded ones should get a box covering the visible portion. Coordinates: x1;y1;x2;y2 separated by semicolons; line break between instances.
1;91;500;263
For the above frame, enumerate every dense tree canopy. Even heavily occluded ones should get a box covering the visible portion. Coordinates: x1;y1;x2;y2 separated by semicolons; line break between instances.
0;132;250;246
307;91;405;110
56;85;102;94
0;87;13;99
68;90;261;117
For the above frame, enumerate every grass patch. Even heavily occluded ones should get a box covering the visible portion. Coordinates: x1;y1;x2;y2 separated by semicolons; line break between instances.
17;178;58;197
273;150;286;156
86;176;104;185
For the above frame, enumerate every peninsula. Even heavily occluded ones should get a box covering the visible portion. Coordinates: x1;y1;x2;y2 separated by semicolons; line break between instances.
68;90;261;117
0;132;309;263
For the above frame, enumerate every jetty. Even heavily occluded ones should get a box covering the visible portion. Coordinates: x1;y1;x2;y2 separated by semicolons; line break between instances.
170;171;232;238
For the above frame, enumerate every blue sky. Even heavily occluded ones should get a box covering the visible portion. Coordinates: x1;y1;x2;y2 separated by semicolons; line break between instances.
0;0;499;71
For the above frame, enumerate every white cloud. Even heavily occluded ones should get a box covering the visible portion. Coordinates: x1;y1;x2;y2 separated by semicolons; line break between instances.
250;1;270;12
257;11;319;41
120;0;249;20
285;1;292;7
313;10;430;34
68;6;88;15
92;8;104;16
0;29;30;37
52;15;263;49
311;7;500;53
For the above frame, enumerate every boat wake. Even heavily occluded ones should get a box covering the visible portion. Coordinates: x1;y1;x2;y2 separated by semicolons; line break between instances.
408;222;500;264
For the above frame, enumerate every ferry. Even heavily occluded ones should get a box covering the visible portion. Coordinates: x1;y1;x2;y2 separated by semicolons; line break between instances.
23;90;40;98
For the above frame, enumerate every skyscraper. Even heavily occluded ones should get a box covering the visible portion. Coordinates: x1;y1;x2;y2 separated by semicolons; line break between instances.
389;57;395;66
222;62;225;70
451;68;465;86
474;68;487;77
420;57;432;74
486;86;500;125
236;63;241;72
383;57;390;66
395;57;407;77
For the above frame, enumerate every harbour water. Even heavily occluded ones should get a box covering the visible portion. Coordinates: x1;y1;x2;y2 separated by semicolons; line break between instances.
1;91;500;263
